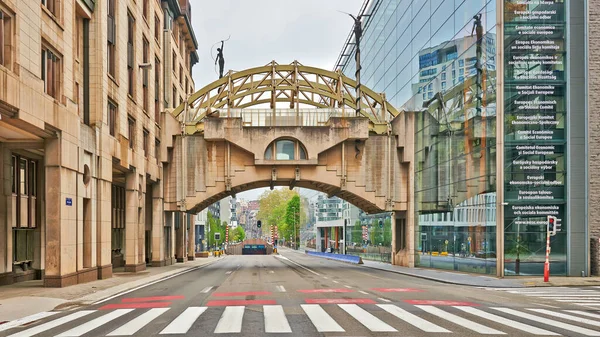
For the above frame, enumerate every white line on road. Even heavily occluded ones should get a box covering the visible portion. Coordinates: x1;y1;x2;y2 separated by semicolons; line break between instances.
269;270;274;274
214;306;245;334
323;277;329;279
0;312;58;332
564;310;600;319
378;298;391;303
301;304;344;332
377;304;450;333
332;280;339;284
344;285;352;288
57;309;134;337
359;290;369;295
108;308;170;336
225;271;233;275
338;304;397;332
532;303;559;308
416;305;505;335
276;285;286;292
160;307;207;334
528;309;600;327
455;306;558;335
275;254;321;276
492;308;600;336
7;311;95;337
200;286;213;293
264;305;292;333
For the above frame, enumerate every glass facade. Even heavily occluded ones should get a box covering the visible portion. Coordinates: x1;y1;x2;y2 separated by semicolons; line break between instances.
341;0;499;274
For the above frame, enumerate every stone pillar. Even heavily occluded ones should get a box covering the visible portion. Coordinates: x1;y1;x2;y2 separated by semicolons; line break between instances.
175;212;186;262
124;172;145;272
188;214;195;260
96;175;113;279
151;181;165;266
0;145;11;285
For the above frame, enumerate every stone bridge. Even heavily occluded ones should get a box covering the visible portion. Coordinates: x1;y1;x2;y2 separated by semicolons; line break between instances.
164;61;416;266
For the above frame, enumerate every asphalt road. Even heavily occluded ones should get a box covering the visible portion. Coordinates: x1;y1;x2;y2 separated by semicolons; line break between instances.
3;248;600;336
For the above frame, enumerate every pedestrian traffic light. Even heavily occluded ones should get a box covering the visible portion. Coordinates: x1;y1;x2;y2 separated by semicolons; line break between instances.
548;215;561;236
378;220;383;229
257;220;262;228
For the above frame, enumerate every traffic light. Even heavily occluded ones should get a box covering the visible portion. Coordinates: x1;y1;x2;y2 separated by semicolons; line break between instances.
257;220;262;228
547;215;562;236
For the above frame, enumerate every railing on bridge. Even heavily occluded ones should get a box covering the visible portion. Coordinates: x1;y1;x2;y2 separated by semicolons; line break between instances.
193;108;382;127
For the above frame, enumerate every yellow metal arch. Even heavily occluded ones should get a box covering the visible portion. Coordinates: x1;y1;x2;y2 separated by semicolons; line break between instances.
172;61;401;134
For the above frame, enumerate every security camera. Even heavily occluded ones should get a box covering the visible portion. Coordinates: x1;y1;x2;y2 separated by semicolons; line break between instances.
139;63;152;69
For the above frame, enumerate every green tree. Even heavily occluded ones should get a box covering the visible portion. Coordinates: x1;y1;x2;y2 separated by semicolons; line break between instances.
285;195;301;247
233;226;245;242
351;220;363;245
207;213;226;249
257;189;296;238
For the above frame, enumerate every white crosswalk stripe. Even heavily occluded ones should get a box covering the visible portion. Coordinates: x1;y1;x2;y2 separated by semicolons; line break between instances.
493;307;600;336
56;309;134;337
455;306;559;335
301;304;345;332
263;305;292;333
108;308;170;336
485;286;600;307
214;306;244;334
416;305;505;334
338;304;397;332
159;307;207;334
7;304;600;336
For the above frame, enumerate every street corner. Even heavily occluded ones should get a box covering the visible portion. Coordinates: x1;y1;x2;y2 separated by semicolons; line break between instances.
0;296;67;322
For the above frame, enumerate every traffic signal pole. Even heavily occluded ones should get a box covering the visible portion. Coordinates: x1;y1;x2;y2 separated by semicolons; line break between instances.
544;222;551;282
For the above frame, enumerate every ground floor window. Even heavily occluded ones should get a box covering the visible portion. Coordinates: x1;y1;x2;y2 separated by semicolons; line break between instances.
13;229;34;263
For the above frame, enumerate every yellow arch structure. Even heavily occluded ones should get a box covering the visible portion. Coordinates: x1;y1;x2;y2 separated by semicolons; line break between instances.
172;61;400;134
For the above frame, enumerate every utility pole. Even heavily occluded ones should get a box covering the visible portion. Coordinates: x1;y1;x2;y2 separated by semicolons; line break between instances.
347;14;363;117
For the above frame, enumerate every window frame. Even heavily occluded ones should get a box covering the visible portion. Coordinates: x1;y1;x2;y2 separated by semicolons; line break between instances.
108;99;117;137
42;45;62;101
127;11;136;97
0;7;14;70
107;0;117;77
143;128;149;157
128;116;136;149
41;0;60;19
142;37;149;112
264;139;308;161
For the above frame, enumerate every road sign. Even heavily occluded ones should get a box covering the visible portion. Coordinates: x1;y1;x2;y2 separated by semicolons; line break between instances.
215;233;221;241
444;240;448;245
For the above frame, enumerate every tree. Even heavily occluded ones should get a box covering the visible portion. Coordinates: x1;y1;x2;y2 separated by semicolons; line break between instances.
257;189;296;238
285;195;301;247
233;226;245;242
351;220;363;245
207;213;226;249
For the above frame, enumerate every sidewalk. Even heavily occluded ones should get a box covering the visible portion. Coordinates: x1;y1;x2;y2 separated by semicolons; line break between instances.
0;257;221;322
287;248;600;288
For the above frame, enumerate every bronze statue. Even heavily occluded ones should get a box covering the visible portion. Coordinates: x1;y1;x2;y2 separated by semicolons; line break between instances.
215;41;225;79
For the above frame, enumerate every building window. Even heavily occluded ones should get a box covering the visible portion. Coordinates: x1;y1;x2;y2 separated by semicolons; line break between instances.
155;138;160;163
264;139;307;160
42;46;62;100
185;78;189;94
142;37;149;112
108;99;117;136
128;116;135;148
142;0;149;20
172;50;177;77
179;65;183;85
441;73;446;81
172;85;176;108
41;0;59;18
11;155;38;229
143;129;149;157
441;82;446;90
154;56;160;123
154;14;160;43
127;12;135;96
0;8;13;69
107;0;116;77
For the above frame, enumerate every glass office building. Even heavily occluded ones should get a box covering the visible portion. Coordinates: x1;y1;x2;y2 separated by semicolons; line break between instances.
338;0;586;276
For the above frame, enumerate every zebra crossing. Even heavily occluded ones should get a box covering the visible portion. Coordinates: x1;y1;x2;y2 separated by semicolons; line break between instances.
3;304;600;336
483;286;600;307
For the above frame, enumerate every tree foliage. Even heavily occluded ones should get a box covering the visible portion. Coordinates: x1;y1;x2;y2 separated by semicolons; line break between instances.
257;189;296;237
233;226;245;242
284;195;301;245
207;212;226;248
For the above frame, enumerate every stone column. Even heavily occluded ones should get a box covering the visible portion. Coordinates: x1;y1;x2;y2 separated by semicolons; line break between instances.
96;172;113;279
188;213;195;260
0;145;11;285
151;181;165;266
124;172;144;272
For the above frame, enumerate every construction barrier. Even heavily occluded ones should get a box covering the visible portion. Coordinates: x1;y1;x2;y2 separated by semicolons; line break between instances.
305;251;363;264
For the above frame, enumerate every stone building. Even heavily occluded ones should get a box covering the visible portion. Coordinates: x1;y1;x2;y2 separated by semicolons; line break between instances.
0;0;197;286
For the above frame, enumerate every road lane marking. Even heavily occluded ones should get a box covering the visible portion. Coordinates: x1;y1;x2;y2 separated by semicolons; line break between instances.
378;298;391;303
338;304;397;332
358;290;369;295
200;286;213;293
7;311;95;337
416;305;505;334
207;300;276;306
108;308;170;336
492;308;600;336
406;300;479;306
455;306;558;335
264;305;292;333
565;310;600;319
225;271;233;275
99;302;171;310
377;304;450;333
276;285;286;292
306;298;376;304
122;295;184;302
301;304;344;332
528;309;600;327
214;306;244;334
344;285;352;288
56;309;134;336
274;254;320;276
332;280;339;283
0;312;58;332
323;277;329;279
269;270;274;274
159;307;207;334
372;288;424;293
298;288;353;293
212;291;271;297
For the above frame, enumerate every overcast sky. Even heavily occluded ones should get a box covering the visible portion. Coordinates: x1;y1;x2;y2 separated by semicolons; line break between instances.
190;0;363;201
191;0;363;89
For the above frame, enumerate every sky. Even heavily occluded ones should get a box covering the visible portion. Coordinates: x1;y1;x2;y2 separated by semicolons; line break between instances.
190;0;363;88
189;0;363;201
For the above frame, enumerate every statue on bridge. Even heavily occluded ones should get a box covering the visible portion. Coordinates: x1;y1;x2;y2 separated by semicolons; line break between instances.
215;41;225;79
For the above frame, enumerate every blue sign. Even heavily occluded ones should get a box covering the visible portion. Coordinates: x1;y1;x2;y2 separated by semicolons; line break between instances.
66;198;72;206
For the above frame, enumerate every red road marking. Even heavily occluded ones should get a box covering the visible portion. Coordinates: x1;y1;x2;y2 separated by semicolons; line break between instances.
305;298;376;304
404;300;479;306
211;291;272;297
207;300;277;306
371;288;424;293
297;289;354;293
121;296;185;303
99;302;172;310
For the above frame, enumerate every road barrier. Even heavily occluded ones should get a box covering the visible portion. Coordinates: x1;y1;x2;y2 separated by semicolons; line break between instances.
305;251;363;264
